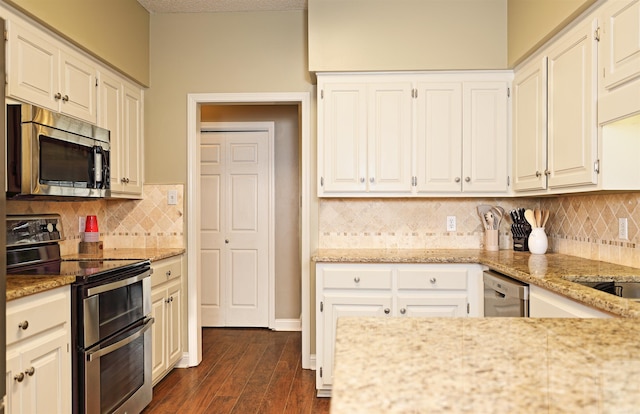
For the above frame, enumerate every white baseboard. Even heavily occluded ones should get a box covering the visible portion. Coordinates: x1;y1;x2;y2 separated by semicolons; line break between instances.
273;318;301;331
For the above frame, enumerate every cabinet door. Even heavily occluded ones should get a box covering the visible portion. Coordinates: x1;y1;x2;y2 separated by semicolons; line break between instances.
20;330;70;414
319;295;392;389
98;72;125;193
512;57;548;191
397;295;467;317
120;84;144;196
462;82;509;192
150;288;167;383
7;20;59;111
166;280;183;367
547;17;598;189
6;351;23;414
415;82;463;192
367;83;413;192
59;50;97;123
319;82;368;193
601;0;640;89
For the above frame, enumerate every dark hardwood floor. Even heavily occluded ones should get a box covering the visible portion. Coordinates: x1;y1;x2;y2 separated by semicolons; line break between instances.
143;328;331;414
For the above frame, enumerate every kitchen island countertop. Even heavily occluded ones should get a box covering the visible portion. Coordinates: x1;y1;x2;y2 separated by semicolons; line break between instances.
331;316;640;413
313;249;640;317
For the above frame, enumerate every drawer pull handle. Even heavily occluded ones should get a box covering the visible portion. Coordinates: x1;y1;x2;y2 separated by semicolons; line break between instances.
18;321;29;330
166;270;172;277
400;308;406;315
354;277;360;283
14;373;24;383
430;277;437;284
25;367;35;376
384;308;390;315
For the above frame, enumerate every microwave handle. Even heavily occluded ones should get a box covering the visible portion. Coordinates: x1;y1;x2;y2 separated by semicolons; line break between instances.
93;146;109;188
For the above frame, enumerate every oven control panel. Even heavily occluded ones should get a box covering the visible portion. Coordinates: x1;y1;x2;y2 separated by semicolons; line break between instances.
6;214;63;247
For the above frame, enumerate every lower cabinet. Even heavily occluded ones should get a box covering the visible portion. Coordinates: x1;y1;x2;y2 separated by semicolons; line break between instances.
6;286;71;414
315;263;483;395
529;285;612;318
150;256;183;385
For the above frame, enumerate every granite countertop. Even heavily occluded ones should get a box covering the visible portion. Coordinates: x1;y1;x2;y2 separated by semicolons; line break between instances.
331;317;640;413
313;249;640;317
7;247;185;301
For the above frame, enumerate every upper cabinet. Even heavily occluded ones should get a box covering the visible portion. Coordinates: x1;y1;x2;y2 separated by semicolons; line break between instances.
6;19;98;124
513;16;599;193
98;71;144;198
598;0;640;124
318;72;511;197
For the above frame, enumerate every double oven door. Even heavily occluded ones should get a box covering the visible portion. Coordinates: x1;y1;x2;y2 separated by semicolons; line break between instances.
74;264;152;414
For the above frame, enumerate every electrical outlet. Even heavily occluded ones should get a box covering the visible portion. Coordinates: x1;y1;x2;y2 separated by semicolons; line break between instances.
446;216;456;232
167;190;178;205
619;218;628;240
79;216;86;233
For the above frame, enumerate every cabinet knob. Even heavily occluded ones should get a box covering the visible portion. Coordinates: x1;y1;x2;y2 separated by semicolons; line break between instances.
125;178;130;183
400;308;406;315
225;239;230;244
54;92;62;100
18;320;29;330
465;177;471;182
384;308;390;314
24;367;35;377
455;177;461;183
14;373;24;383
354;276;360;283
369;177;375;183
360;177;365;183
62;95;69;102
430;277;437;284
544;170;551;176
535;171;542;178
166;270;172;277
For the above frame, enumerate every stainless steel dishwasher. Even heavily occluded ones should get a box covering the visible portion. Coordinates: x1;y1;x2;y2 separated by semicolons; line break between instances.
483;270;529;317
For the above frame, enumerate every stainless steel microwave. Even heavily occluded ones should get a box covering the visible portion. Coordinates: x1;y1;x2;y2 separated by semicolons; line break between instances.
6;103;110;199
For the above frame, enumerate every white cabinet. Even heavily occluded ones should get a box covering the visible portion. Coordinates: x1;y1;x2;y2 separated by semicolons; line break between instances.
318;72;510;197
529;285;612;318
318;78;412;194
6;287;71;414
513;17;599;193
98;71;144;198
6;19;97;123
598;0;640;124
315;263;483;395
150;256;183;385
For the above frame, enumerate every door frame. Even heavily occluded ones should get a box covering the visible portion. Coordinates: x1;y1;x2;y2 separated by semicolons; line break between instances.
186;92;311;368
199;122;275;328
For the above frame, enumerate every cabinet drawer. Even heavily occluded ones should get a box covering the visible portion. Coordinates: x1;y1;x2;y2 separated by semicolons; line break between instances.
7;286;70;346
322;268;392;290
397;269;467;290
151;256;182;287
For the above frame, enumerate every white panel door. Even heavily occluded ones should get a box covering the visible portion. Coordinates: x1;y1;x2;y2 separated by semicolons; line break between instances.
59;51;97;123
547;17;598;189
200;130;270;327
415;82;463;193
462;81;509;192
397;295;467;317
601;0;640;89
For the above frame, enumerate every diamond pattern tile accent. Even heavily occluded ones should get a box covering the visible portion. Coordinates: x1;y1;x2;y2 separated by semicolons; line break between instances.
6;185;185;255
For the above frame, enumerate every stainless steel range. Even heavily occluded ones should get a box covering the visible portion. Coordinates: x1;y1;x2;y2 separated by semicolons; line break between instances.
6;214;153;414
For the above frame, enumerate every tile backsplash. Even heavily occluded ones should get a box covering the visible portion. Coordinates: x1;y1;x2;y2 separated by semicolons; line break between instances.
319;192;640;268
7;184;184;255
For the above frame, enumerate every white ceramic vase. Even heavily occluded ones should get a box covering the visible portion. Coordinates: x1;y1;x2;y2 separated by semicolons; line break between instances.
528;228;548;255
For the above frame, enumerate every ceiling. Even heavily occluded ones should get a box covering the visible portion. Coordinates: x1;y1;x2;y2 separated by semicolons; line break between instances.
136;0;307;13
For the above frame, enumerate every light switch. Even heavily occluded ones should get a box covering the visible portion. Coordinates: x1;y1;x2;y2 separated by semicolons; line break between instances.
167;190;178;205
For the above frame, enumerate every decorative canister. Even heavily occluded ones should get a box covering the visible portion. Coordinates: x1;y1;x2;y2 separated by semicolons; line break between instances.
528;227;548;254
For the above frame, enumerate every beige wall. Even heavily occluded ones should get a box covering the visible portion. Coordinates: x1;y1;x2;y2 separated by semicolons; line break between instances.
201;105;301;319
145;11;312;184
5;0;149;85
308;0;508;71
507;0;597;66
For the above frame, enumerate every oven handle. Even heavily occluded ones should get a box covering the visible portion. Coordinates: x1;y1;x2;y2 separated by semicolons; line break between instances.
86;269;151;297
87;317;154;362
